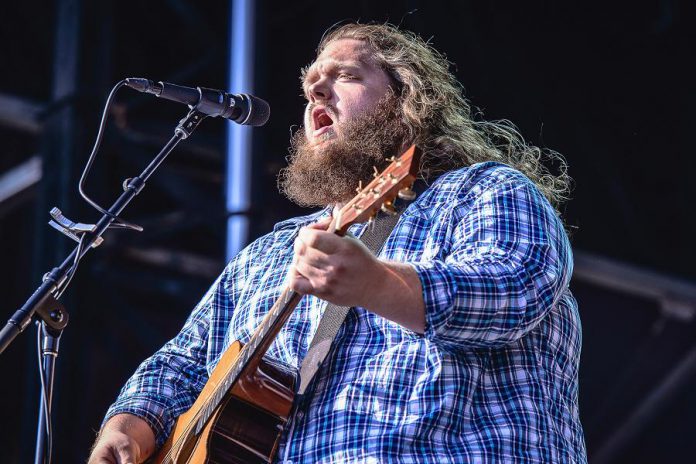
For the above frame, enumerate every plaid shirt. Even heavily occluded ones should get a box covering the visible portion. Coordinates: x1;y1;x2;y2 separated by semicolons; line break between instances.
105;162;586;463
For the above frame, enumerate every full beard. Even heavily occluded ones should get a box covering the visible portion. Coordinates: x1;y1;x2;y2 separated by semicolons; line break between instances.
278;93;410;207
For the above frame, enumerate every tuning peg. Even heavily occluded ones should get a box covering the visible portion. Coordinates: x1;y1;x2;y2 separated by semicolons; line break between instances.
355;180;363;194
373;166;380;178
380;201;397;215
333;210;343;233
385;155;402;166
398;187;417;201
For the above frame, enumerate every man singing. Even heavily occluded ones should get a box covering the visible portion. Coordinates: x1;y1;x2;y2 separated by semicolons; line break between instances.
89;23;586;463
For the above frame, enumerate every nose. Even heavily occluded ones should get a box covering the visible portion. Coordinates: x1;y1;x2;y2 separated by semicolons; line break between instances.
308;77;331;102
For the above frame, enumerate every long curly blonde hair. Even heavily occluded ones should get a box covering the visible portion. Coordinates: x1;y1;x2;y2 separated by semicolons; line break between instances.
316;23;572;211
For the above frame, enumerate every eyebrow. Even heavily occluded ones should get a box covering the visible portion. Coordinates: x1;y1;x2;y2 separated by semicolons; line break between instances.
301;57;370;93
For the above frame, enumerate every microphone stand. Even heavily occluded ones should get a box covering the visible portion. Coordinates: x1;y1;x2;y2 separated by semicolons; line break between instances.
0;107;208;464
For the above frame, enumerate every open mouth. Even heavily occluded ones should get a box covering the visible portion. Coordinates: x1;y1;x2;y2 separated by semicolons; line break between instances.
312;107;334;136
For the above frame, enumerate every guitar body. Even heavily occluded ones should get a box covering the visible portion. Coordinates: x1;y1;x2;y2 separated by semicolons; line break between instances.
152;341;297;463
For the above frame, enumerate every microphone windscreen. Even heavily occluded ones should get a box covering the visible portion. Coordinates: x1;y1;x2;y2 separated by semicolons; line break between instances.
243;94;271;127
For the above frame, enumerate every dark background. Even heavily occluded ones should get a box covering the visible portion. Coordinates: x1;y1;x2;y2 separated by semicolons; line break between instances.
0;1;694;462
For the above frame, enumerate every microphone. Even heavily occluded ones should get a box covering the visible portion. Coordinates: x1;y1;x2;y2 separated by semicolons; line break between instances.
124;78;270;126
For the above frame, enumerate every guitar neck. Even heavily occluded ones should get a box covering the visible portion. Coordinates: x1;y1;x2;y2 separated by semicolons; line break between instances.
240;287;304;373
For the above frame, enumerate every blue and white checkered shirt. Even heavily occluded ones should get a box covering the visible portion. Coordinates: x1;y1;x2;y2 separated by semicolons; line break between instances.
105;162;587;463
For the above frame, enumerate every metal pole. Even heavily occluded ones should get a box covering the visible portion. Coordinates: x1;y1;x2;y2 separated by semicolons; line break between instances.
226;0;256;259
34;324;61;464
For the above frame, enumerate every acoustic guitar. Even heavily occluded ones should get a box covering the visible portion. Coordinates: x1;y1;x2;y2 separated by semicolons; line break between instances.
151;145;421;463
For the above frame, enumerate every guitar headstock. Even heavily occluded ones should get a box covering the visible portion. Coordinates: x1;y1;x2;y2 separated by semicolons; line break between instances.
332;145;421;235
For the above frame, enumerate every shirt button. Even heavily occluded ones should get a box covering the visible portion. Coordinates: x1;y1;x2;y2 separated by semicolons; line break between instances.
295;411;304;422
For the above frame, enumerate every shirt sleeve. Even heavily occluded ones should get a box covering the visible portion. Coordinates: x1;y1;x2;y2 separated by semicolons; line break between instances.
412;173;573;351
102;259;236;447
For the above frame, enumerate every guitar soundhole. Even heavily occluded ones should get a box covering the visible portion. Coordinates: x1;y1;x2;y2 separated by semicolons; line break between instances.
207;397;286;464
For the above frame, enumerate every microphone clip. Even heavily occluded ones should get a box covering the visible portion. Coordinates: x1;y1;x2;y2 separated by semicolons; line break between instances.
48;207;104;248
175;109;207;139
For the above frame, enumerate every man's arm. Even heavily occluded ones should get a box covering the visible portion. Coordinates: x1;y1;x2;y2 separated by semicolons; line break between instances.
90;242;253;461
290;170;572;350
90;228;274;460
290;220;426;333
89;414;155;464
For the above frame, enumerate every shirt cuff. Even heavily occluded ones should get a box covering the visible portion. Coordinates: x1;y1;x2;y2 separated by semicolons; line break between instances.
103;395;173;448
411;260;461;346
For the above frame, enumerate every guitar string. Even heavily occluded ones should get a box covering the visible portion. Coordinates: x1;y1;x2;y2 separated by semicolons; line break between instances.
161;290;294;462
163;317;271;461
161;330;258;462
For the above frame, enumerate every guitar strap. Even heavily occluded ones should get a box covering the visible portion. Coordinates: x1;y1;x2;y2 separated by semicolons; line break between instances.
297;200;412;395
